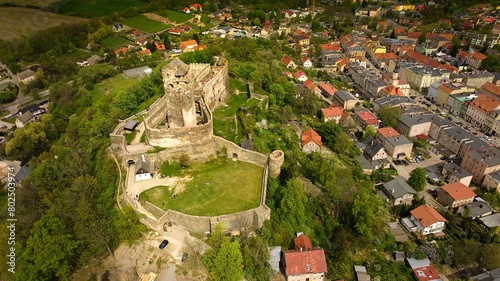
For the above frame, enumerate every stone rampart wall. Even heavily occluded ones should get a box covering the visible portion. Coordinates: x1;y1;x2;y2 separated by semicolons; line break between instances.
212;136;268;166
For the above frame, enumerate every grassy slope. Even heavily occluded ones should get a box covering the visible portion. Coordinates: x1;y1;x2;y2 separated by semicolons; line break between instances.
0;7;84;41
155;9;193;24
100;35;133;49
57;0;143;17
89;74;140;103
140;159;263;216
122;15;169;33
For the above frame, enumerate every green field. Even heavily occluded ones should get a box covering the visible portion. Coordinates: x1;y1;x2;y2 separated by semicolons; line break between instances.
213;93;249;118
57;0;144;17
156;9;193;23
89;74;140;103
122;15;169;33
101;35;133;49
140;158;263;216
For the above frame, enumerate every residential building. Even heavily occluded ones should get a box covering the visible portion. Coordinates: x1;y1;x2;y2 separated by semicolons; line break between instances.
483;171;500;192
437;182;476;208
179;40;198;52
317;82;338;98
380;178;417;206
447;92;477;116
456;71;495;88
375;127;413;159
294;70;308;82
427;78;452;100
461;200;493;219
362;137;390;169
303;79;321;95
332;90;357;110
481;82;500;101
354;108;380;129
428;117;454;141
301;128;322;154
15;111;33;128
465;52;487;69
461;146;500;184
373;95;414;115
283;233;327;281
402;65;451;91
402;205;447;236
395;114;434;137
406;258;443;281
436;126;488;158
442;162;473;187
281;55;297;69
485;109;500;136
321;106;344;124
364;40;386;59
435;82;475;106
300;56;312;68
470;267;500;281
465;94;500;129
189;3;202;11
16;69;36;84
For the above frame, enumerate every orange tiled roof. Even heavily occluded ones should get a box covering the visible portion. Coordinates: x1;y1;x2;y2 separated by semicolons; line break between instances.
410;205;447;228
294;234;312;251
440;182;476;201
469;52;487;61
301;128;322;147
469;94;500;115
284;249;327;276
481;82;500;98
179;39;198;50
321;106;344;118
378;127;401;138
281;54;293;66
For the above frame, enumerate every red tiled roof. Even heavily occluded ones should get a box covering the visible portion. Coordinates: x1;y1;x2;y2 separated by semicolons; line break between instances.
469;94;500;115
357;111;380;125
378;127;400;138
469;52;487;61
375;52;398;60
441;182;476;201
300;56;310;64
189;3;202;10
410;205;447;228
138;49;151;56
294;70;307;79
381;84;404;96
301;128;322;147
156;44;166;51
481;82;500;98
284;248;327;276
320;43;340;51
407;32;422;39
114;46;128;56
281;55;293;67
318;82;338;95
412;263;442;281
322;106;344;118
294;234;312;251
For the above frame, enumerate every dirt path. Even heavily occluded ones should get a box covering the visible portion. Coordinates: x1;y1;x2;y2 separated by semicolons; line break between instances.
143;13;170;24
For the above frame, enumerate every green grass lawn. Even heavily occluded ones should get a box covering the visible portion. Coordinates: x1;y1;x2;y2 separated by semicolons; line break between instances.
122;15;169;33
58;0;144;17
100;36;133;49
229;77;247;93
140;158;263;216
89;74;140;104
124;131;137;144
213;93;249;118
156;9;193;23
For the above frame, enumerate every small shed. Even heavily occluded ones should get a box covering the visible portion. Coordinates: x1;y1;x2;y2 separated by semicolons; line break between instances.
268;246;281;272
135;155;153;181
124;120;139;131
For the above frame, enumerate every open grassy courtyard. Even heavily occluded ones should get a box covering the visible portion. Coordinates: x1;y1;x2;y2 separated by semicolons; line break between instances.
139;158;263;216
57;0;144;17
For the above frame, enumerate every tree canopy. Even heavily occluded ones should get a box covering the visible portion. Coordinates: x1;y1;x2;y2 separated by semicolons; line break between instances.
407;168;427;192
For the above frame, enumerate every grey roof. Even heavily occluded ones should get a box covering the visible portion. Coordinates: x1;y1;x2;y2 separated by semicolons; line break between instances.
383;178;417;200
486;171;500;181
386;135;413;147
17;111;33;124
335;90;356;102
443;162;472;178
240;139;253;151
406;257;431;269
471;267;500;281
123;66;152;78
480;213;500;228
268;246;281;272
16;69;34;80
124;120;139;131
364;139;385;160
431;116;454;128
399;113;434;127
354;265;367;273
394;251;406;262
14;164;30;183
468;146;500;167
135;156;153;174
356;154;373;171
354;265;371;281
466;201;493;218
175;66;188;77
375;95;413;108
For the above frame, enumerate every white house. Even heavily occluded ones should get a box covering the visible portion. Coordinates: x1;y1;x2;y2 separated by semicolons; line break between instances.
294;70;308;82
300;56;313;68
402;205;447;236
301;128;322;154
135;155;154;181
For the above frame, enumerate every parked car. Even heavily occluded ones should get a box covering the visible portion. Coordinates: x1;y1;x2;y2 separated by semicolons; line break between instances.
159;239;169;250
428;189;438;198
401;160;409;166
393;160;401;165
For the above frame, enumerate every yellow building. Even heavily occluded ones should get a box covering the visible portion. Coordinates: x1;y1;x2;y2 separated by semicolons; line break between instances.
435;82;475;106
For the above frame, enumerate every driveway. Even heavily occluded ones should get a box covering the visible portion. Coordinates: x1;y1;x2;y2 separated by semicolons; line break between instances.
390;151;445;207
